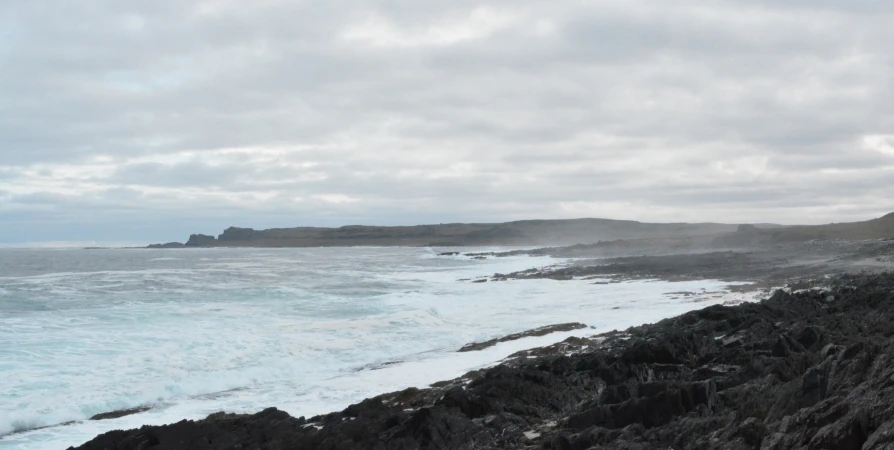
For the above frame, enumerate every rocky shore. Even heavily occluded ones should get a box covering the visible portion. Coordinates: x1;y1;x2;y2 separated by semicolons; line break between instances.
72;272;894;450
466;238;894;292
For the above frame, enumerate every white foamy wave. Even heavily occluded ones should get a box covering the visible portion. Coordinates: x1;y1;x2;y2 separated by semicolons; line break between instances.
0;247;750;450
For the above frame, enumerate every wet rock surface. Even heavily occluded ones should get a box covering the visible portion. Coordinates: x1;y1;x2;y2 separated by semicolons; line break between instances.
90;407;153;421
72;272;894;450
458;323;589;352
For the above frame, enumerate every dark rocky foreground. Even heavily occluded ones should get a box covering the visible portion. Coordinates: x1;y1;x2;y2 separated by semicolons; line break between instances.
74;273;894;450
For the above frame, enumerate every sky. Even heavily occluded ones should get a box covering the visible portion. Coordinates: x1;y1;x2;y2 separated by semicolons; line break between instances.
1;0;893;245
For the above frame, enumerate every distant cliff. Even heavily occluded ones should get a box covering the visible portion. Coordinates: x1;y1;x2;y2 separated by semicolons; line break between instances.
147;213;894;249
153;218;742;248
714;213;894;247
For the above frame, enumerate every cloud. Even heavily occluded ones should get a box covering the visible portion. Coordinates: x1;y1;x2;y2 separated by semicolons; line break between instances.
0;0;893;243
864;135;894;157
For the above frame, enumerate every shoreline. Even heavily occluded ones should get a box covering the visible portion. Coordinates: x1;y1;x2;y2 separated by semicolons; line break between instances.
69;271;894;449
5;277;755;446
9;237;894;449
1;323;597;441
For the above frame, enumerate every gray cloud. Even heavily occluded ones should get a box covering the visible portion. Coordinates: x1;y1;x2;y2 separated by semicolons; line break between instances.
1;0;893;244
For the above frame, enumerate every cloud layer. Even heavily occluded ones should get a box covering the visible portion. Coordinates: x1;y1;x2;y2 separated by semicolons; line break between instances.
2;0;893;244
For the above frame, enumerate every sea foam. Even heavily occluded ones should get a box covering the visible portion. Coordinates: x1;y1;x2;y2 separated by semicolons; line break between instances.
0;247;747;449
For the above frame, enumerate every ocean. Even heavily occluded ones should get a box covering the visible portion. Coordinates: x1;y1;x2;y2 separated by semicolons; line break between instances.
0;247;744;449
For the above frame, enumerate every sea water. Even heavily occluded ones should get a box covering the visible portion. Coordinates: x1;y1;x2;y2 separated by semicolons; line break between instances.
0;247;744;449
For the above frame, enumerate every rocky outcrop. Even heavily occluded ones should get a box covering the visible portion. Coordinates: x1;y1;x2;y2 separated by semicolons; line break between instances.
185;234;217;247
217;227;258;242
90;407;151;421
500;251;780;283
458;323;589;352
72;273;894;450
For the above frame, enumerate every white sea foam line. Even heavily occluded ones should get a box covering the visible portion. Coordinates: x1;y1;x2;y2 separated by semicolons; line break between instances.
174;280;755;423
0;269;204;282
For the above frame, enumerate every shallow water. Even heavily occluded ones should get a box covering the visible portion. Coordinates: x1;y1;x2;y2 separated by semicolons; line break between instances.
0;247;739;449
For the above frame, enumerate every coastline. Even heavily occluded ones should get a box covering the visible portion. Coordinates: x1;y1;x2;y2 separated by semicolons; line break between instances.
69;272;894;449
140;213;894;250
0;249;748;449
7;236;894;449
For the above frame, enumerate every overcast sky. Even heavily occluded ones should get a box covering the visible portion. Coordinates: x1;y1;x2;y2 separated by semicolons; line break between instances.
1;0;893;245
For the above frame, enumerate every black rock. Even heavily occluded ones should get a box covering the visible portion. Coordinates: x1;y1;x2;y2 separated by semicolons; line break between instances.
457;323;588;352
90;406;151;421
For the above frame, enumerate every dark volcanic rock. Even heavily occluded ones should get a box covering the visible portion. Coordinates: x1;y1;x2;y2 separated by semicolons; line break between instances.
90;406;152;421
72;273;894;450
458;323;589;352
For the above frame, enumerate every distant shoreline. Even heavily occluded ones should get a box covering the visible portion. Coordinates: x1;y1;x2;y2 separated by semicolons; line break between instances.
146;218;744;249
145;213;894;250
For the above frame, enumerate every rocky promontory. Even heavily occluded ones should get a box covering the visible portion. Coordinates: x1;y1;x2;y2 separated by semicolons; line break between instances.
72;273;894;450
